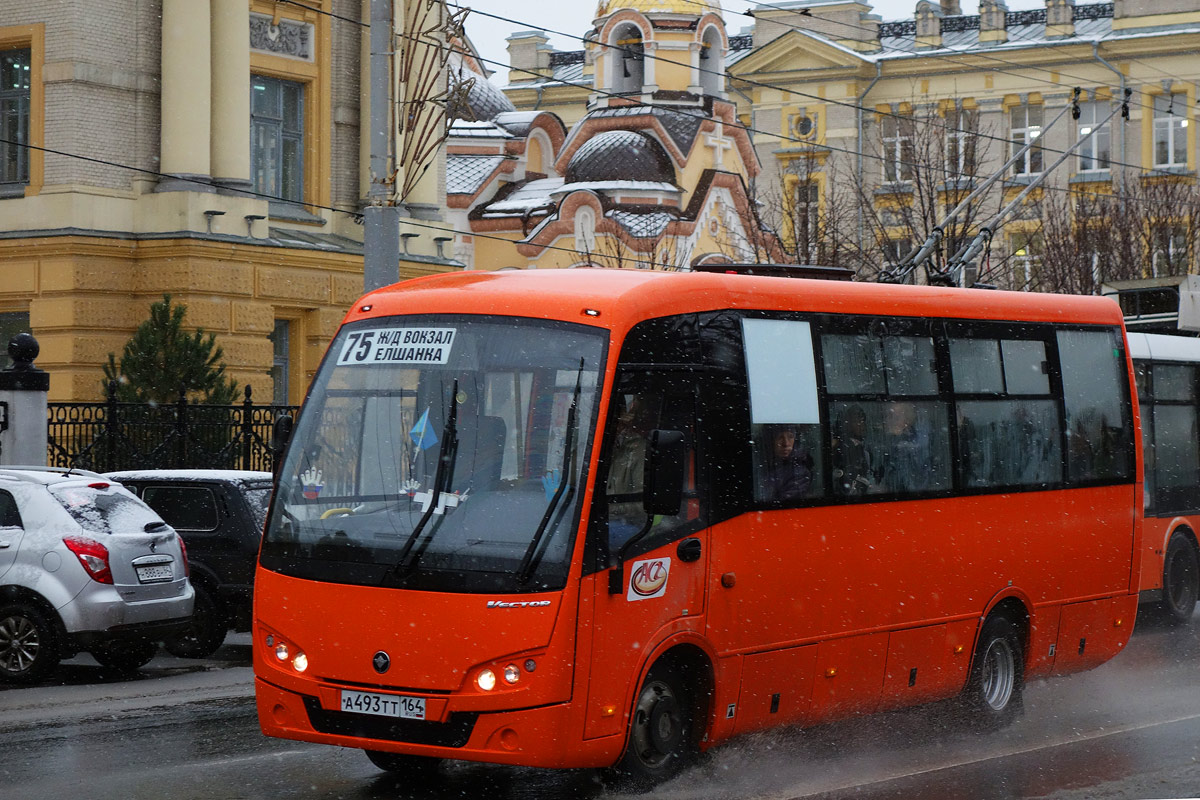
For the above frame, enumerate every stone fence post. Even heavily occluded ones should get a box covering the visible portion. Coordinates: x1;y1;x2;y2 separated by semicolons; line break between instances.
0;333;49;467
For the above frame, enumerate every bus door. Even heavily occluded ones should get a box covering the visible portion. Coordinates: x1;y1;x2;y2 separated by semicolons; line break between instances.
581;369;708;741
704;317;903;732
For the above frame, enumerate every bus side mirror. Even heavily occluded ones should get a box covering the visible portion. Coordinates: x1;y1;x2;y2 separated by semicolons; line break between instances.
643;429;685;516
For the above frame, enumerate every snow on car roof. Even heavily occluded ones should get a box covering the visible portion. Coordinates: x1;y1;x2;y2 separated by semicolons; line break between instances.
104;469;274;483
0;467;108;486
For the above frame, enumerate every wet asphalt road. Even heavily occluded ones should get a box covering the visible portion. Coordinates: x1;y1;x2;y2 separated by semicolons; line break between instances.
1;610;1198;800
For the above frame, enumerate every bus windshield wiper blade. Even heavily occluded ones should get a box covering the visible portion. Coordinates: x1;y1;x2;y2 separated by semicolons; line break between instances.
390;380;460;578
517;359;585;584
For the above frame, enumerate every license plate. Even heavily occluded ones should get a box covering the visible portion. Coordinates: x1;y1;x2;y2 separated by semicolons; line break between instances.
135;564;173;583
340;689;426;720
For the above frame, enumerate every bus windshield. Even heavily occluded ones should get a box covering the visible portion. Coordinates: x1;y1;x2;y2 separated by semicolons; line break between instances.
260;315;606;593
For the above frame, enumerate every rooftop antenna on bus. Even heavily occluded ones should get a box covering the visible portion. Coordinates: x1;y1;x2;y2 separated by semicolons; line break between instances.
942;88;1131;288
878;88;1085;287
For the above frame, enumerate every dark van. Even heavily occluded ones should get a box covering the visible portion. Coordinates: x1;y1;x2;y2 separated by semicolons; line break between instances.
106;470;272;657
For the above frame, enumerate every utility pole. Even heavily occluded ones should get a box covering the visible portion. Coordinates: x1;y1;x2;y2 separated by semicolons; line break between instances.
363;0;400;292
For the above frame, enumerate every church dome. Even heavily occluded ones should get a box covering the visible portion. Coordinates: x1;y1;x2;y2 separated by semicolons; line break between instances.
595;0;721;17
447;55;515;122
565;131;674;184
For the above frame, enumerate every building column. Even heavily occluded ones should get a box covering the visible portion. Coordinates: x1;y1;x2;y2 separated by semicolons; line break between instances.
211;0;251;194
642;41;658;93
158;0;214;191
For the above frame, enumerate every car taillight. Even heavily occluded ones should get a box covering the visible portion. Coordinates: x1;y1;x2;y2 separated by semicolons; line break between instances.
63;536;113;584
176;533;190;577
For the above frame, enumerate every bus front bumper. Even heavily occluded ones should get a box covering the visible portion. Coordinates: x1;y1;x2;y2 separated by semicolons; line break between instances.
255;677;622;769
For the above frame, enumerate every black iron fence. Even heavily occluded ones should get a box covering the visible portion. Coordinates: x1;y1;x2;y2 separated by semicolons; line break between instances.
47;383;298;473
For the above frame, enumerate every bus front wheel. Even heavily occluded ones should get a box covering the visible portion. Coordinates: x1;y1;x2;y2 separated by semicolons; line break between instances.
1160;531;1199;625
961;612;1024;729
606;662;697;791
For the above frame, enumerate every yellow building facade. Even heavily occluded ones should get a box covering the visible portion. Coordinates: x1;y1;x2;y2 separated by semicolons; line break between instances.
506;0;1200;294
0;0;459;401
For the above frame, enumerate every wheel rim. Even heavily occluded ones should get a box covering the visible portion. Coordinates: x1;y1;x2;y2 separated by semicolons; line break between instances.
1165;547;1198;614
0;613;40;674
630;679;684;770
980;638;1015;712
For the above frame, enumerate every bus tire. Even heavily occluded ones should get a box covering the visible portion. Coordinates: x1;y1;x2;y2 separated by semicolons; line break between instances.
605;661;697;792
364;749;441;778
1160;531;1199;624
961;612;1024;729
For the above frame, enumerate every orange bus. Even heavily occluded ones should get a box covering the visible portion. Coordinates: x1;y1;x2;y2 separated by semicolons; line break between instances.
254;267;1142;789
1128;332;1200;623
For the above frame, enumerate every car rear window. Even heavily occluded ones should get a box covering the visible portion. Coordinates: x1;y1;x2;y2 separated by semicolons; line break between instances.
51;483;162;536
142;486;220;531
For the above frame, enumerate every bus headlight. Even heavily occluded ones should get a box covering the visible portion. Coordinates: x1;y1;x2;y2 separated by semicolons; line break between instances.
477;669;497;691
503;664;520;685
275;643;289;661
292;652;308;673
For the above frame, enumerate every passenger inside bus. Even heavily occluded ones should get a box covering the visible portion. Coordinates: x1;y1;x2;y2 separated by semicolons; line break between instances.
606;393;654;547
832;404;875;495
760;424;814;503
877;401;932;494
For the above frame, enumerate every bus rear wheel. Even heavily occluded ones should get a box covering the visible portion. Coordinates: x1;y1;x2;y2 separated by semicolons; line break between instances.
1160;531;1199;625
363;749;441;778
606;662;697;792
961;612;1024;729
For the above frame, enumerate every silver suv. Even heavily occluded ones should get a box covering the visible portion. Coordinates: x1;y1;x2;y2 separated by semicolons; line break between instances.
0;467;194;682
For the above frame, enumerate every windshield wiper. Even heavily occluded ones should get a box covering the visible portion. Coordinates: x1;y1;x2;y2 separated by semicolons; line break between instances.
517;359;585;584
390;380;460;578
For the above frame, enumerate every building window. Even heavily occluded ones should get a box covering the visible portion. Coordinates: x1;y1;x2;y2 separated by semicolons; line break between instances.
1153;93;1188;169
1010;104;1043;176
883;238;911;267
0;311;30;369
1077;100;1111;173
881;114;914;183
251;75;304;203
1151;225;1189;276
270;319;290;405
945;107;977;177
1;49;31;191
1009;232;1043;290
574;206;597;254
792;180;819;262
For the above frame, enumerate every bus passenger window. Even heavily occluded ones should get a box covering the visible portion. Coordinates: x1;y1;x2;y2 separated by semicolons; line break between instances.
1149;363;1200;511
602;381;701;554
1058;330;1133;483
824;331;950;498
754;423;818;504
742;318;825;505
829;401;950;496
951;336;1062;489
605;393;656;547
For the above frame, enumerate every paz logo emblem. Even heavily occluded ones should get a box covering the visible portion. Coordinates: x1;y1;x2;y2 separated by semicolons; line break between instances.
372;651;391;674
626;557;671;602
